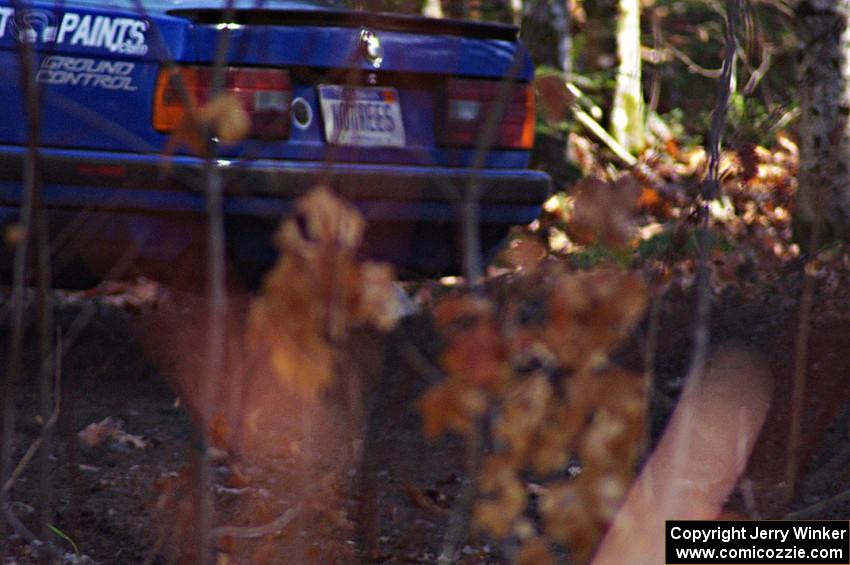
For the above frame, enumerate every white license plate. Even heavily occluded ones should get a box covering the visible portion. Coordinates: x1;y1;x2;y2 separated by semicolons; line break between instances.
318;85;405;147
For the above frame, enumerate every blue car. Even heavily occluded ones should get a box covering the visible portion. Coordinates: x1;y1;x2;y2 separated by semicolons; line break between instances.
0;0;549;286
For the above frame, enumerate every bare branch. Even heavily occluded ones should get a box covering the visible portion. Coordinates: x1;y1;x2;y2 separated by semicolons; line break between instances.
212;505;301;539
786;484;850;520
670;0;740;490
784;221;821;505
197;3;238;563
661;39;723;79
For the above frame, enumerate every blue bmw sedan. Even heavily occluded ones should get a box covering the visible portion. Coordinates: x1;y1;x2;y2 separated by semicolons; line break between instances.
0;0;550;285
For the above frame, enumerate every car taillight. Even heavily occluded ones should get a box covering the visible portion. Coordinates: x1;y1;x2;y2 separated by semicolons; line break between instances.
439;78;535;150
153;66;292;139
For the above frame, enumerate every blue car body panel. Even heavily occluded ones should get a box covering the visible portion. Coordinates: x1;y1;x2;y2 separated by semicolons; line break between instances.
0;0;549;283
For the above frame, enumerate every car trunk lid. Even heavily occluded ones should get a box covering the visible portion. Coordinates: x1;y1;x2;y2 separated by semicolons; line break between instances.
167;8;533;166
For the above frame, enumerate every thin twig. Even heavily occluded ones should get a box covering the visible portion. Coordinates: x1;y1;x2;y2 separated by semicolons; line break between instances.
0;122;29;558
661;39;723;78
784;218;821;506
0;18;36;548
199;160;226;565
2;502;37;546
742;46;773;96
648;7;663;116
694;0;739;367
6;0;56;545
785;485;850;520
571;104;638;167
438;418;482;564
694;0;738;369
461;0;548;286
400;340;446;386
670;0;739;487
198;3;237;564
212;505;301;539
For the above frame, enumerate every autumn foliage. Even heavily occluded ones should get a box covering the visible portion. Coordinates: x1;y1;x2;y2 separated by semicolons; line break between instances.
148;187;404;563
414;111;807;561
419;262;647;561
249;187;402;399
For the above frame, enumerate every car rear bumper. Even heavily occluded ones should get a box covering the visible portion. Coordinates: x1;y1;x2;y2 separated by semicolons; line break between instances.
0;146;550;222
0;145;550;282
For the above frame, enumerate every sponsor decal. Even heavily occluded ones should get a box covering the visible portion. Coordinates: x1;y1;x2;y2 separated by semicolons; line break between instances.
0;8;148;56
56;12;148;55
0;7;13;38
11;9;58;43
37;56;137;91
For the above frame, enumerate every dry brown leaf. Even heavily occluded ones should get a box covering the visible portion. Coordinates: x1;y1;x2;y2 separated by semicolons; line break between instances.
355;261;404;331
402;483;449;514
516;537;557;565
418;380;487;439
162;93;250;159
78;416;121;447
539;480;604;562
473;466;526;538
535;75;575;125
441;319;510;388
568;133;605;177
249;187;399;398
493;374;552;462
569;175;641;249
199;93;251;143
529;418;575;475
503;235;547;272
433;295;492;329
544;268;647;370
79;416;148;449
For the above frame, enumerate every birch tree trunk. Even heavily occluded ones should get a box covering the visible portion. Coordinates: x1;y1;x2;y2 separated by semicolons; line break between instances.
611;0;645;154
422;0;444;18
796;0;850;241
509;0;523;26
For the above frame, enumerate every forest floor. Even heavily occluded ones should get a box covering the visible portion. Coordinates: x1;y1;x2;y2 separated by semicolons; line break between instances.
1;257;849;564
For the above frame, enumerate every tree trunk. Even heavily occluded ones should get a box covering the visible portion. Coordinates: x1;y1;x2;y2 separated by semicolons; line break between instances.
796;0;850;242
611;0;645;154
551;0;572;74
509;0;523;26
422;0;444;18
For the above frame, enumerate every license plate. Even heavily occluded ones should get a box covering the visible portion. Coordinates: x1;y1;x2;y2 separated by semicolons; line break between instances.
318;85;405;147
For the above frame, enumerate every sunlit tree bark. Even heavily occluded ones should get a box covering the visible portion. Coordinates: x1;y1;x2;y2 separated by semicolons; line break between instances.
611;0;645;154
422;0;444;18
508;0;522;26
796;0;850;241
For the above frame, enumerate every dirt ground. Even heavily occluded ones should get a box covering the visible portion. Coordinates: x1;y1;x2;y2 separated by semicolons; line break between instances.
1;266;850;564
